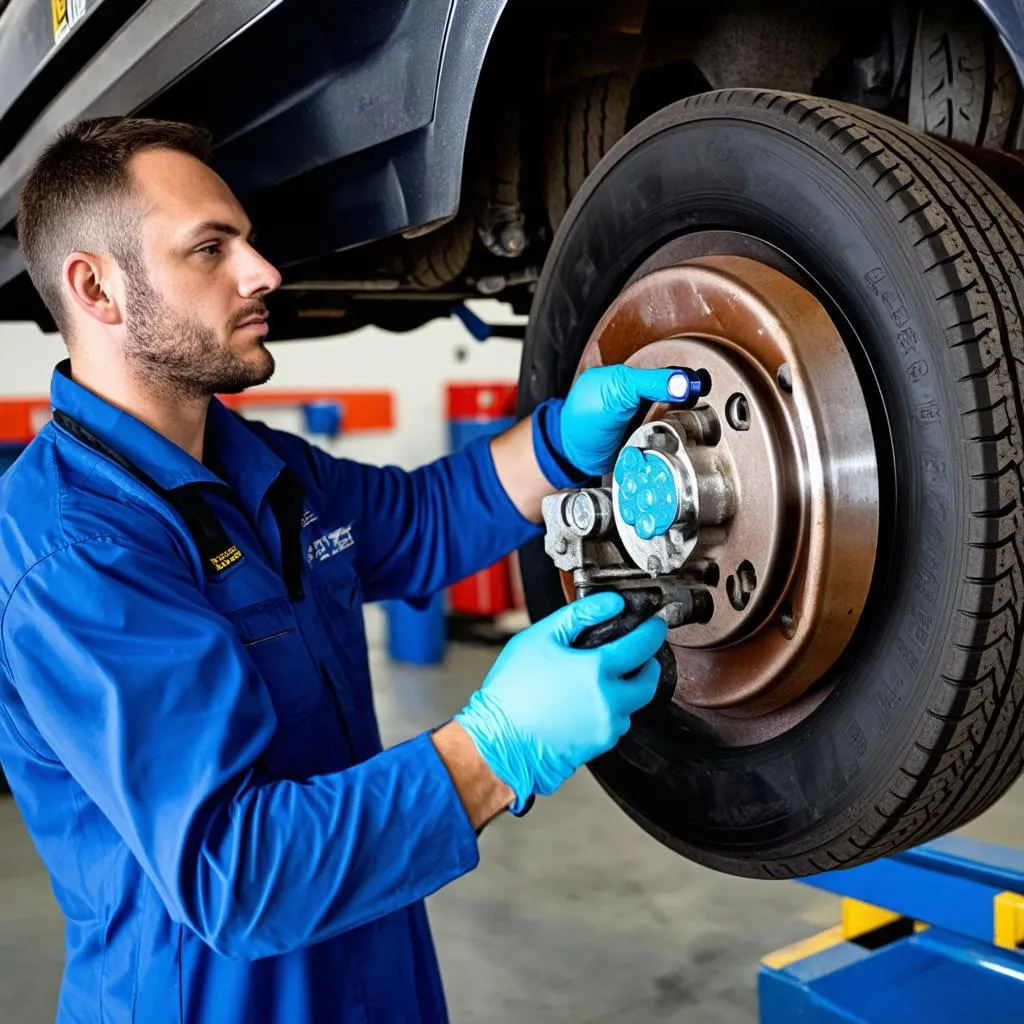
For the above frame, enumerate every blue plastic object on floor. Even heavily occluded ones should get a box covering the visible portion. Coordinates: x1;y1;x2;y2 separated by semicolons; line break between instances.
386;592;447;665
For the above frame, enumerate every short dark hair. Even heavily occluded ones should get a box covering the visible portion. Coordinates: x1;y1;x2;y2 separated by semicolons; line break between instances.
16;116;213;334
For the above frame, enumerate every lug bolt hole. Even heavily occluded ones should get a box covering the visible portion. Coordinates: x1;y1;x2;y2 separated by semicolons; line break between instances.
776;363;793;394
725;393;750;431
780;601;796;639
726;559;757;611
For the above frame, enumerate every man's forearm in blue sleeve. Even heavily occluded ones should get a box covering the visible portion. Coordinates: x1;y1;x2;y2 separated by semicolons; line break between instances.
1;539;502;962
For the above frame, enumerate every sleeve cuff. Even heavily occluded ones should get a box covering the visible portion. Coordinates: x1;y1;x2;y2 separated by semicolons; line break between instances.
531;399;591;490
469;432;544;538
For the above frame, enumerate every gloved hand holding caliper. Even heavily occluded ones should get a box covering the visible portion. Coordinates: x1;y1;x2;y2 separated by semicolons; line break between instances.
457;365;714;812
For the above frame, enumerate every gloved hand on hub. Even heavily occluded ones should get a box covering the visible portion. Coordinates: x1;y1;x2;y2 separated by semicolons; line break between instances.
532;365;708;485
455;592;667;812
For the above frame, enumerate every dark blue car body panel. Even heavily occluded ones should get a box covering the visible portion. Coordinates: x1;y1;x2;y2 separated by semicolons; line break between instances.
0;0;507;288
0;0;1020;296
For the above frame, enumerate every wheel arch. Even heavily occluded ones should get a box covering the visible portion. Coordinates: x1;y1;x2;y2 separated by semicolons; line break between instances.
404;0;510;235
973;0;1024;84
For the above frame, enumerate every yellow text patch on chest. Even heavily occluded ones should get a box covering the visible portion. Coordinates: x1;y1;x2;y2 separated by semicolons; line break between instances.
209;546;243;573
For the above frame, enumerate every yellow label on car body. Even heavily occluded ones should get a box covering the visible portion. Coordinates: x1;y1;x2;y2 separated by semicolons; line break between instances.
52;0;86;44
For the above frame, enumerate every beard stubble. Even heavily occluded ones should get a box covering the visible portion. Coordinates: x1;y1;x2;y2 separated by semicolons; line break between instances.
120;252;275;400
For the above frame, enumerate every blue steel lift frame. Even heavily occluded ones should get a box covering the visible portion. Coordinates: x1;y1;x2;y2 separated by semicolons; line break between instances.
759;836;1024;1023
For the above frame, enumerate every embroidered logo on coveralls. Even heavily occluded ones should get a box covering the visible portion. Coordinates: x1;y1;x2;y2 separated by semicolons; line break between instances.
307;525;355;564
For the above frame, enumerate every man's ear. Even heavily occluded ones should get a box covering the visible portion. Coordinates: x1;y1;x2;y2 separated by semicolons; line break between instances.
63;251;123;327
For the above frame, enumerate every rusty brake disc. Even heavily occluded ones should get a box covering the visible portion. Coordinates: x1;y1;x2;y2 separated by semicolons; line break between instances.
567;254;879;720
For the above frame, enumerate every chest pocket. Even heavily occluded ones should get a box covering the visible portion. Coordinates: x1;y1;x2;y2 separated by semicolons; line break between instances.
226;597;321;722
307;555;379;747
310;557;367;660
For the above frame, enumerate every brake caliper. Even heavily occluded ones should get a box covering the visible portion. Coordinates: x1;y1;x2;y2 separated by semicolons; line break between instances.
541;369;738;703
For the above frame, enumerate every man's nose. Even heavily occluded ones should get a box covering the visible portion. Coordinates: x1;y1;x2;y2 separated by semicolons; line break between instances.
239;244;282;297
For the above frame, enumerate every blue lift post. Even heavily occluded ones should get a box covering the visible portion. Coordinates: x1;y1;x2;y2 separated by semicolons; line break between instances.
759;836;1024;1023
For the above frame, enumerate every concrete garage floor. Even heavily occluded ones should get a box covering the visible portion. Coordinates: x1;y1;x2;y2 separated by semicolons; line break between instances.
1;636;1023;1023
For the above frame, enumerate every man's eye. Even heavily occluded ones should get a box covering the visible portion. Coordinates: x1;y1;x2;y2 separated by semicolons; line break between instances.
196;243;221;257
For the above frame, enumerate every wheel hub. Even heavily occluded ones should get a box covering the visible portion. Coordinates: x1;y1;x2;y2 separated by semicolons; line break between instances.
551;254;880;719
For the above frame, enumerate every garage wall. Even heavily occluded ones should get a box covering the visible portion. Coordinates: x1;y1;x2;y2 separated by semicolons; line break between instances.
0;300;525;469
0;322;66;397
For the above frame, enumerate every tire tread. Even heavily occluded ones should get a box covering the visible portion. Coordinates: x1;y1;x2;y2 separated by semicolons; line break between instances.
677;88;1024;877
908;0;1022;150
545;74;633;232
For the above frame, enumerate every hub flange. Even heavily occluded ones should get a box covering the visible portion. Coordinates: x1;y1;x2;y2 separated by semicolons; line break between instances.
559;255;879;718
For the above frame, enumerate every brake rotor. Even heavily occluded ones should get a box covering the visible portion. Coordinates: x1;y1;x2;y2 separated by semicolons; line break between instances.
569;255;879;717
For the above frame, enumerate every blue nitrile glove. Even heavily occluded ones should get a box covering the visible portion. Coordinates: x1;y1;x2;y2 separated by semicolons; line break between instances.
455;592;667;812
559;366;698;476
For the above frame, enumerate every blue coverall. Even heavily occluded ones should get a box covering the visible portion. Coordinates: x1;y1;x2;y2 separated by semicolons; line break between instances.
0;361;542;1022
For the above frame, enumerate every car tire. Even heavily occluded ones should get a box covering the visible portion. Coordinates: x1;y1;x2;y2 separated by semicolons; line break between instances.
407;214;474;290
545;73;633;232
518;88;1024;878
908;0;1023;150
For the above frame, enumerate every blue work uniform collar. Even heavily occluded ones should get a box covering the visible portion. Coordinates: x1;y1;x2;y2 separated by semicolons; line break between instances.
50;360;286;516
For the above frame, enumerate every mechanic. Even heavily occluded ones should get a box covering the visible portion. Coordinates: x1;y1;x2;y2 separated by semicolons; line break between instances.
0;117;685;1024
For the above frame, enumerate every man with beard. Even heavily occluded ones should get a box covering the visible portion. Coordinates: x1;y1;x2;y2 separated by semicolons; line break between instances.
0;118;692;1023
